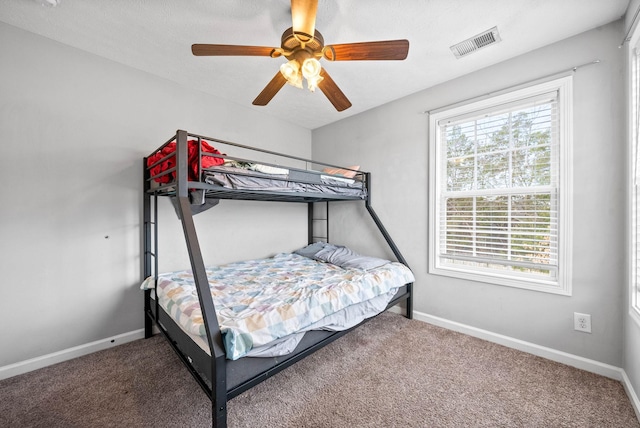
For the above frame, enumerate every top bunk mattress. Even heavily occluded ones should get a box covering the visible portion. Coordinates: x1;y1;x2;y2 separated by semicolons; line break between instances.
202;164;366;199
145;132;368;202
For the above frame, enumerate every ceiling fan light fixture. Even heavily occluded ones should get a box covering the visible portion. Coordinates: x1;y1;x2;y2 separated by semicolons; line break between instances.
301;58;321;79
291;74;304;89
306;74;323;92
280;59;298;79
280;60;303;88
280;57;324;92
301;58;323;91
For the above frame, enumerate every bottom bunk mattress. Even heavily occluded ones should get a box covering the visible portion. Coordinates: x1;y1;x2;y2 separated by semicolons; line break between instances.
141;248;414;360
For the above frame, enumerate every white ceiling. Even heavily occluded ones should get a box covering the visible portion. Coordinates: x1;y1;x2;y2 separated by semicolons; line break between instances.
0;0;631;129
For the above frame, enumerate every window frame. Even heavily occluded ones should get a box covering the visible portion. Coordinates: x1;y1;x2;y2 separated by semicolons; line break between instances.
630;42;640;323
428;76;573;295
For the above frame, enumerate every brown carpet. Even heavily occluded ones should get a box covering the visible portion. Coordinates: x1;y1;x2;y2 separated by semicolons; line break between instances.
0;312;638;428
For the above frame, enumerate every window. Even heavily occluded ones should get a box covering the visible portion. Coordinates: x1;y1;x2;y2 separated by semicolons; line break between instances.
631;46;640;318
429;77;573;294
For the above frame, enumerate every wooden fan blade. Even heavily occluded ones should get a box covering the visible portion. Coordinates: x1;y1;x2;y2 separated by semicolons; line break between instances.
323;39;409;61
192;44;276;57
253;72;288;106
291;0;318;42
318;68;352;112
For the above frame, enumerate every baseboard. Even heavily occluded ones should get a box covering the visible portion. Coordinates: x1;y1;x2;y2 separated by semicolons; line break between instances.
0;329;145;381
404;309;640;421
622;370;640;423
411;310;622;378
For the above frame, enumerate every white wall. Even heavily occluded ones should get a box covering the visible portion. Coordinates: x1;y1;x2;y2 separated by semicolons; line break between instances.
313;21;626;366
0;22;311;367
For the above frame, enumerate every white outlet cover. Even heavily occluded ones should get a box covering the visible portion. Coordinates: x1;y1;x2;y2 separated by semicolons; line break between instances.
574;312;592;333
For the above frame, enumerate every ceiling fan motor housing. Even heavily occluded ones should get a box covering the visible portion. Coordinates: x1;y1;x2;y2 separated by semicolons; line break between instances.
281;27;324;59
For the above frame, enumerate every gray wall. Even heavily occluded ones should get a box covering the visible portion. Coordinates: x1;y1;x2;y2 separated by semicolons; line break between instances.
313;21;627;367
0;22;311;367
625;0;640;412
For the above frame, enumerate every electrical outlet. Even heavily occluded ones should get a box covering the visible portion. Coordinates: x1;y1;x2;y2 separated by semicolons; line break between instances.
574;312;592;333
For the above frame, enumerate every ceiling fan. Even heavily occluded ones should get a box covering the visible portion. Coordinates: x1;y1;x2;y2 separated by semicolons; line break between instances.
191;0;409;112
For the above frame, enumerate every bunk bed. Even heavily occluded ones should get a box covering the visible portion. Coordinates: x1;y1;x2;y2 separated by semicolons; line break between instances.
143;130;414;427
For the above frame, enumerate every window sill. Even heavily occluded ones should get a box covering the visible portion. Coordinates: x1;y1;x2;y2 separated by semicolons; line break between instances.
429;265;571;296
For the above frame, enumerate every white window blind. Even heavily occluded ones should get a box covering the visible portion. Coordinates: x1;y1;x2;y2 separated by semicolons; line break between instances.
429;76;572;294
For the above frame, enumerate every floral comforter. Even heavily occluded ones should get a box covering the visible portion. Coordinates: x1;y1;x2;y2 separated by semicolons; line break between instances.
141;253;414;360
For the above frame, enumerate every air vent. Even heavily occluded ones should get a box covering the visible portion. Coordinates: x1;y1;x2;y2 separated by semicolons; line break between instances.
450;27;501;58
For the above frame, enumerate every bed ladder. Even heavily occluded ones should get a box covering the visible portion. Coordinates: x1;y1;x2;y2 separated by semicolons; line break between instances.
308;201;329;243
307;172;413;319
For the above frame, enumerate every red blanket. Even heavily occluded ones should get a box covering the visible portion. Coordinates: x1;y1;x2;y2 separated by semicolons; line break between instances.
148;140;224;183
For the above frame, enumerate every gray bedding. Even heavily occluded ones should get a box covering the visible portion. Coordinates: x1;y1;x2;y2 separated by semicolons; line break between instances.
203;165;367;198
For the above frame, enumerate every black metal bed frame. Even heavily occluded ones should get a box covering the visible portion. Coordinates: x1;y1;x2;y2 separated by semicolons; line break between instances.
143;130;413;427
